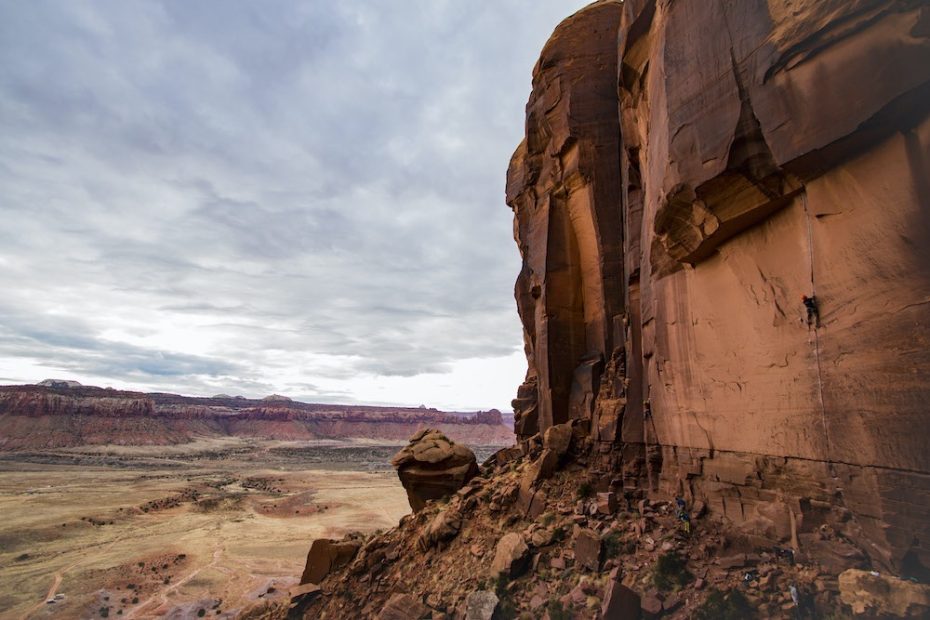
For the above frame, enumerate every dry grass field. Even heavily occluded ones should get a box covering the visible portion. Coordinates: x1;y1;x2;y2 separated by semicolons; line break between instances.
0;439;416;619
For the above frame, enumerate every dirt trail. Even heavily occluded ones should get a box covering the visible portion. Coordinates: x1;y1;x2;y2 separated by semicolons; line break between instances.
126;544;225;619
20;563;72;619
20;531;131;620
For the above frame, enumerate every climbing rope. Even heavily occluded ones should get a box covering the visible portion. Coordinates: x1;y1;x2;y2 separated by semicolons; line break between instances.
800;193;836;476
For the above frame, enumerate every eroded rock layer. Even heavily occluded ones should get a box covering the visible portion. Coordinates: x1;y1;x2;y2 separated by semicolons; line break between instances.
507;0;930;577
0;385;514;449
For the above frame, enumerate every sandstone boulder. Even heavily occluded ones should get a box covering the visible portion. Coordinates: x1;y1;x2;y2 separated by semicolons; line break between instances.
530;527;555;548
287;582;322;618
597;492;617;515
601;581;641;619
465;590;498;620
543;422;572;458
574;528;602;572
391;429;478;512
490;532;530;579
377;593;429;620
521;448;559;490
299;538;361;585
838;569;930;617
640;593;663;618
416;507;462;551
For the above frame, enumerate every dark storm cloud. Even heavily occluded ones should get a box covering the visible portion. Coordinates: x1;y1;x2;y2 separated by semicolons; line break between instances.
0;0;589;406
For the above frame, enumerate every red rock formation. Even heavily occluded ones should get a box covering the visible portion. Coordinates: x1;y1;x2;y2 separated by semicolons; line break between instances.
299;538;362;585
507;0;930;577
507;0;624;437
0;385;514;449
274;5;930;618
391;429;479;512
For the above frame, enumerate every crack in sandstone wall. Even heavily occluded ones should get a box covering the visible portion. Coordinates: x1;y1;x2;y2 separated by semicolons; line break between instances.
507;0;930;577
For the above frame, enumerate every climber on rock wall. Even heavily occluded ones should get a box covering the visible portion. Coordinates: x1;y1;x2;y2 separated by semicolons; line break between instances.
802;295;819;327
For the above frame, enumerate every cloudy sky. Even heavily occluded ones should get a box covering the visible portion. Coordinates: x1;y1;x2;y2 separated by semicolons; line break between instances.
0;1;589;410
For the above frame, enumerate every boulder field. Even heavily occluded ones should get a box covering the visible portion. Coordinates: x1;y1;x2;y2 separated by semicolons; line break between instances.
273;0;930;618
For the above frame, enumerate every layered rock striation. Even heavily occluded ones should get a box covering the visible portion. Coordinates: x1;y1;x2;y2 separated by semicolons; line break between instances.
0;385;514;449
507;0;930;578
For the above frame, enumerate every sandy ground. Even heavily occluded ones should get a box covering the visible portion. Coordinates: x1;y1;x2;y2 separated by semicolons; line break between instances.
0;439;415;619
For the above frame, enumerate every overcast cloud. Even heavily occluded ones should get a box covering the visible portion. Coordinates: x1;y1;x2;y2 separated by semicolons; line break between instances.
0;1;589;410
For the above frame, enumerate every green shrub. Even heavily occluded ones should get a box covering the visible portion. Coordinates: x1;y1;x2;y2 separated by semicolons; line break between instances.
602;531;624;559
546;598;571;620
495;573;509;597
652;552;692;591
694;589;755;620
494;574;517;620
577;482;593;499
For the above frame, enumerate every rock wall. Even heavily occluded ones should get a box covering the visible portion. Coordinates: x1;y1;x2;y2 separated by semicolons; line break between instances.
507;0;930;577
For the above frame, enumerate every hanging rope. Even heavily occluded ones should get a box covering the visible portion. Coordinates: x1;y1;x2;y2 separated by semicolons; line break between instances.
800;193;835;471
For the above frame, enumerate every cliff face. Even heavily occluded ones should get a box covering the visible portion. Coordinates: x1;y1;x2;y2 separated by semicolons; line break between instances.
507;0;930;577
270;4;930;617
0;385;514;449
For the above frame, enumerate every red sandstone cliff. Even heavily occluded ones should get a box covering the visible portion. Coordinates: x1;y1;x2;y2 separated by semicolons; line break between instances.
268;4;930;618
507;0;930;578
0;385;514;450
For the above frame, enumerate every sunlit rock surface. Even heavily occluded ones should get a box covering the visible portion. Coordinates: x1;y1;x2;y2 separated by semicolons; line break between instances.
507;0;930;576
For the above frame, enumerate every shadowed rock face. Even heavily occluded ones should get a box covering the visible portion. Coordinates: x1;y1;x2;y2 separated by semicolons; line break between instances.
507;0;930;576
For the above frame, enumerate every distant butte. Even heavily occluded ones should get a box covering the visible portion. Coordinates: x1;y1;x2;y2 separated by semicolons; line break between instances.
0;383;513;450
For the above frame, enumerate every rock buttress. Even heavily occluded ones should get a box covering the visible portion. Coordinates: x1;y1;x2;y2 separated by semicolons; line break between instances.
506;0;625;439
508;0;930;577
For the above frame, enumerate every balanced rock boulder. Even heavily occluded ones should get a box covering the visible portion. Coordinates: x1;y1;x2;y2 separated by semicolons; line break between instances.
300;538;362;585
391;429;478;512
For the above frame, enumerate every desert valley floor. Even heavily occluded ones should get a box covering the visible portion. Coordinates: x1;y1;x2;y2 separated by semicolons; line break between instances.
0;439;500;619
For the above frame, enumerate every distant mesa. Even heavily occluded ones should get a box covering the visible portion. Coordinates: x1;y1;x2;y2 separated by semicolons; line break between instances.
262;394;293;402
0;383;516;449
475;409;504;425
212;393;233;399
36;379;82;389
